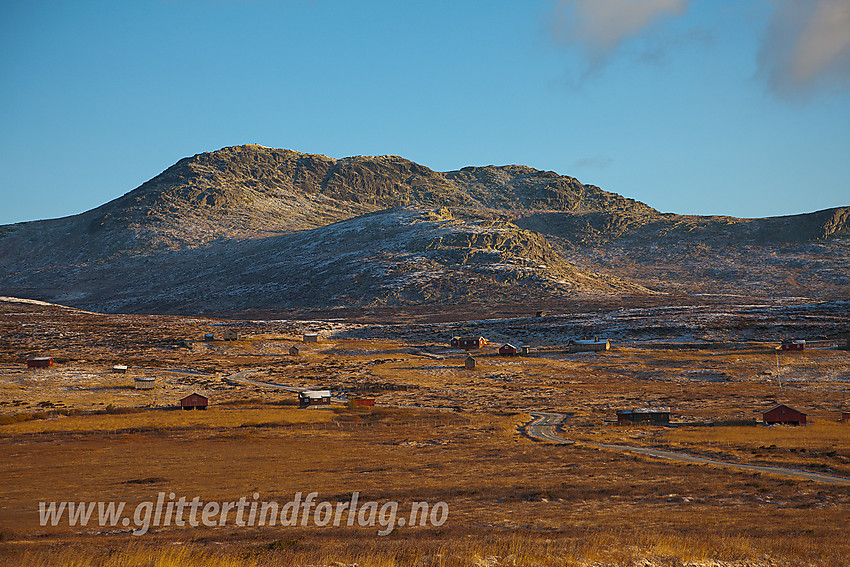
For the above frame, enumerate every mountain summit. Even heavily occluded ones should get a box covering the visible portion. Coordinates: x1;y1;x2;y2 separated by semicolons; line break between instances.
76;144;657;249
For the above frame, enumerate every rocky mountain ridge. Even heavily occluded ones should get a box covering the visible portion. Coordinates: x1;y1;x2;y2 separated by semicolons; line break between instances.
1;145;848;313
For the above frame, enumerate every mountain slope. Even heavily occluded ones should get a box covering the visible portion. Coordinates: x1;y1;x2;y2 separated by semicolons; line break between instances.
514;206;850;246
1;208;649;313
1;144;848;313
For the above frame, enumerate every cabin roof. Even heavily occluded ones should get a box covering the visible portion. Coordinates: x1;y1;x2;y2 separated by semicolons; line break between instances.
764;404;805;415
301;390;331;398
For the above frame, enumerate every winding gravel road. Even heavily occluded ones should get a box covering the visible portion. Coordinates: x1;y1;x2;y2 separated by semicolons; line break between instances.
223;369;348;402
525;411;850;486
527;412;575;444
224;369;306;392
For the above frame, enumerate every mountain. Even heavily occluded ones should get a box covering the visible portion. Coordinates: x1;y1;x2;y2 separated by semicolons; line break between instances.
0;205;650;314
1;145;848;314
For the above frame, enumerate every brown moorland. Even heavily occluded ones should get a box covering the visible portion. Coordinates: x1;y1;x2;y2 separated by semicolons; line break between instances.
1;299;849;566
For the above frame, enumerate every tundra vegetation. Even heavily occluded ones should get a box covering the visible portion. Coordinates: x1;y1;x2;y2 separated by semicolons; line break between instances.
1;298;848;566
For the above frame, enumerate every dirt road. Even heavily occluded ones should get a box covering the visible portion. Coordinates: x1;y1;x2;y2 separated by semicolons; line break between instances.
527;412;574;444
525;411;850;486
223;369;348;402
223;369;306;392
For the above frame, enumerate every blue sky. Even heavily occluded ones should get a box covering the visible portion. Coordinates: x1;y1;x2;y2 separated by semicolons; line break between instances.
1;0;848;225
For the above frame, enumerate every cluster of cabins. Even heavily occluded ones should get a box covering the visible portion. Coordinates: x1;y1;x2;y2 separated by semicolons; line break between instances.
22;331;849;420
450;336;610;355
197;332;318;355
194;334;843;351
161;391;374;410
204;329;240;342
778;338;850;351
450;335;611;369
296;391;375;409
201;331;319;343
176;390;378;411
616;404;849;426
176;391;329;410
174;396;840;423
449;335;850;356
176;391;376;410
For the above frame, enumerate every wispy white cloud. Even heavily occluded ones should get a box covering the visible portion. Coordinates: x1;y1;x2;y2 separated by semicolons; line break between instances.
757;0;850;98
548;0;849;99
551;0;689;61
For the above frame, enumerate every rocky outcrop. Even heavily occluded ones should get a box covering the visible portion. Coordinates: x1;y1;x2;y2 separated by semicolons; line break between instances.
0;208;650;313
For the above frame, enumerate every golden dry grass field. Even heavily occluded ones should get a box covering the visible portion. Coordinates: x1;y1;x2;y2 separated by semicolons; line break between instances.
1;299;849;566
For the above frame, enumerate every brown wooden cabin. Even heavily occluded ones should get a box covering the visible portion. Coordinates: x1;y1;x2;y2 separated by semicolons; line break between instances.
617;408;670;425
180;393;209;410
27;357;53;369
451;336;488;349
763;404;806;425
299;390;331;408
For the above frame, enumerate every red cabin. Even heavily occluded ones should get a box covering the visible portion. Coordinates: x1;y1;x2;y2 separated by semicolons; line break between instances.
780;340;805;351
499;343;518;356
27;357;53;369
841;411;850;423
180;393;209;410
450;336;488;349
763;404;806;425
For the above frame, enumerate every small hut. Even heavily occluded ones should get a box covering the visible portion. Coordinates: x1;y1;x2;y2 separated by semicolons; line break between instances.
289;345;300;356
223;329;238;341
763;404;806;425
112;365;128;374
617;408;670;425
499;343;518;356
204;333;214;342
303;333;319;343
779;340;805;351
134;376;155;390
299;390;331;408
464;355;476;370
180;393;208;410
27;357;53;369
840;411;849;423
520;345;531;355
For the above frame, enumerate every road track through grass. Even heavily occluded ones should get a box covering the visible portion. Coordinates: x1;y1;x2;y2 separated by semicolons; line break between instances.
524;412;850;485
